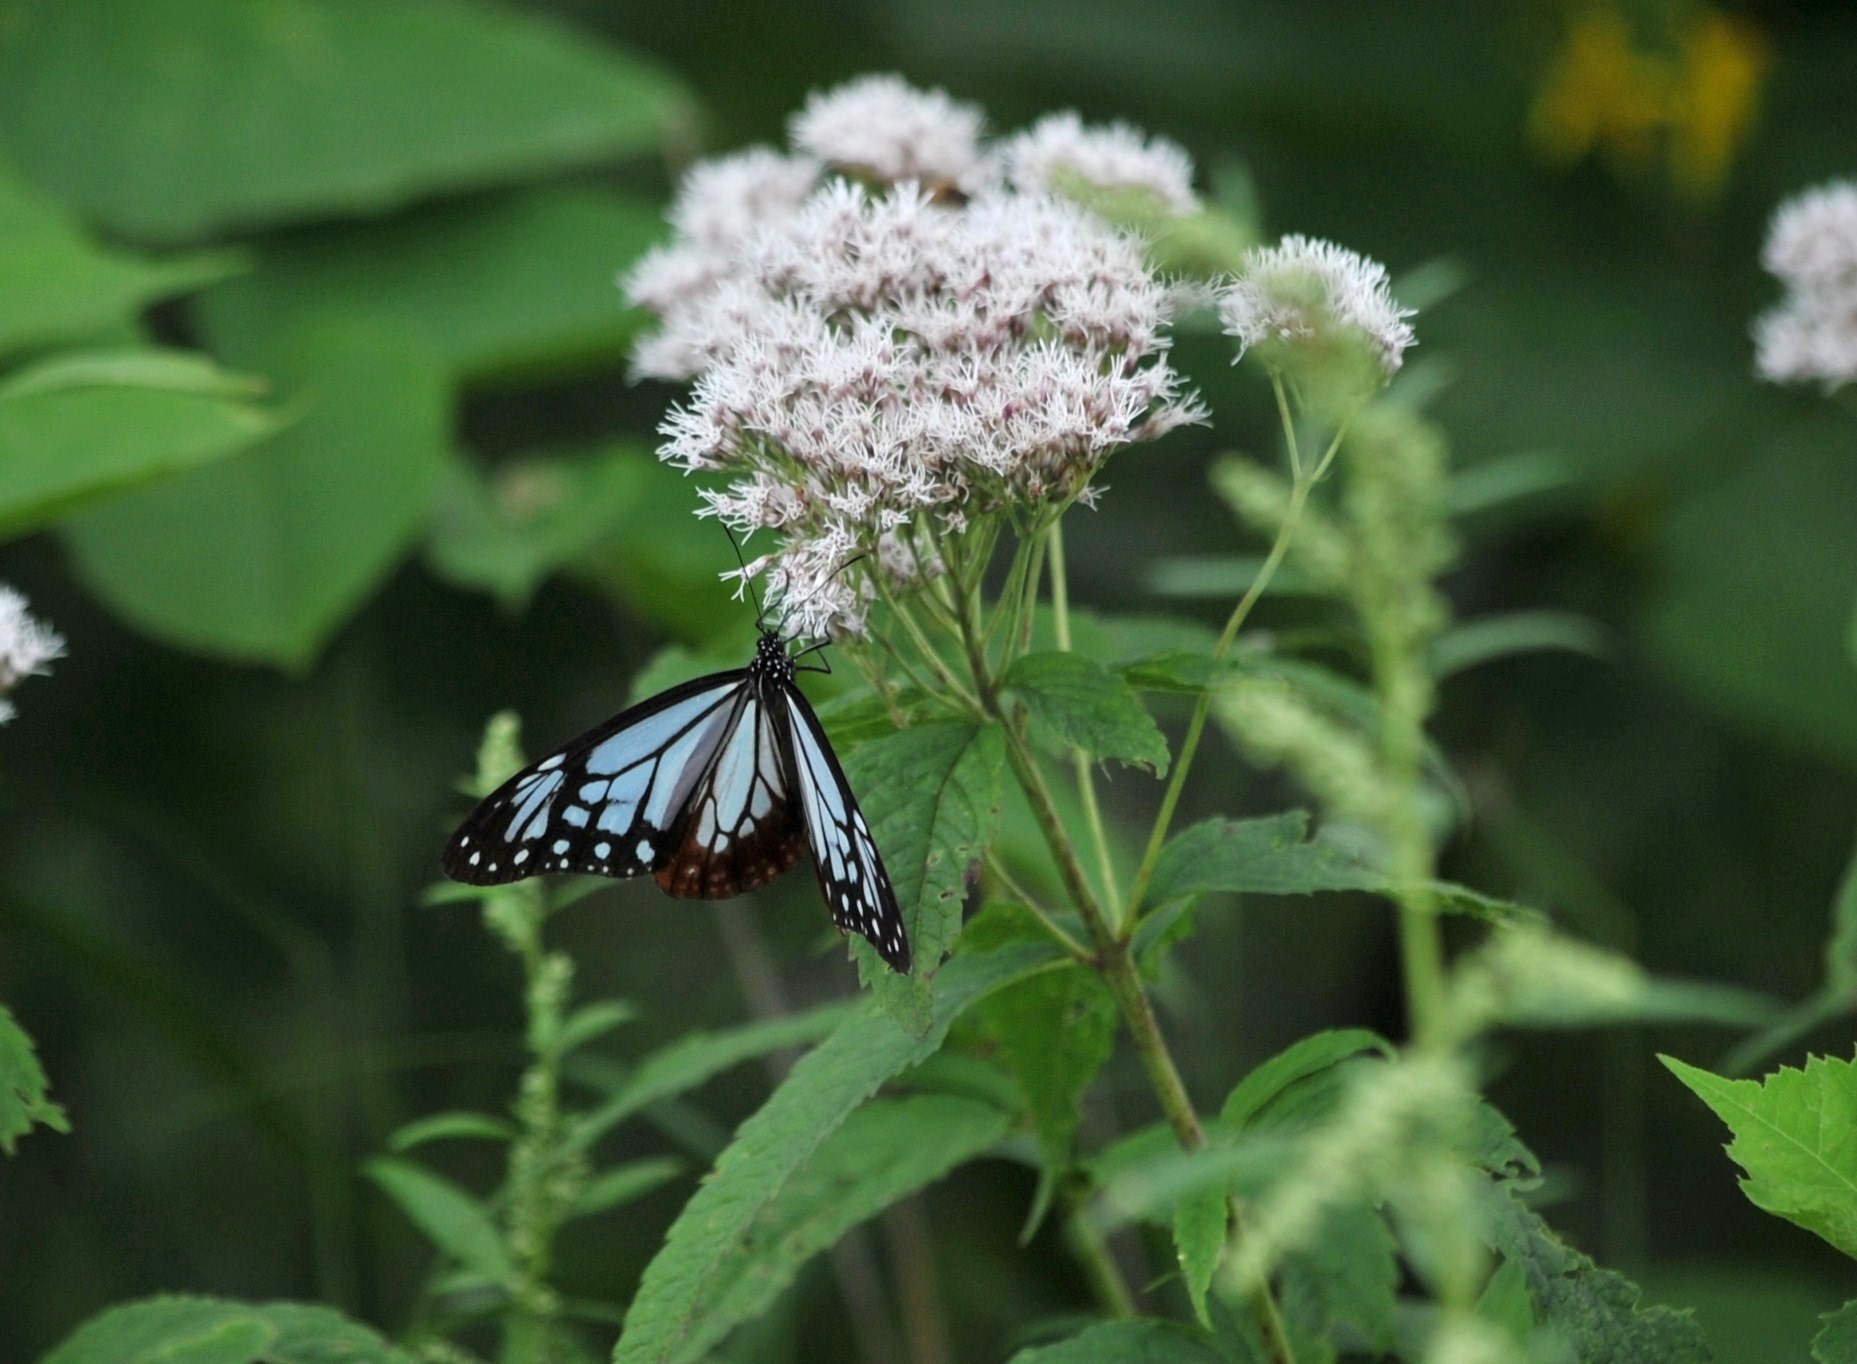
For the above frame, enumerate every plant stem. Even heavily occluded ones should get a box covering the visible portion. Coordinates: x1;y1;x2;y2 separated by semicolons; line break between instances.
1047;521;1123;926
1065;1190;1137;1318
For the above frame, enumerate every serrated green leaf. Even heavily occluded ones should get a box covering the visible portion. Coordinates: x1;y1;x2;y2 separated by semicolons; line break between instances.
1476;1258;1537;1340
0;349;279;542
1662;1053;1857;1258
1815;1299;1857;1363
0;161;235;356
387;1111;516;1152
1003;1319;1228;1363
0;1001;68;1154
613;940;1058;1364
364;1157;513;1282
1173;1188;1227;1328
846;721;1007;1031
1148;813;1384;906
556;1000;638;1057
38;1296;416;1364
1217;1029;1394;1134
573;1156;686;1219
0;0;688;243
979;961;1116;1183
669;1095;1010;1362
425;447;658;608
568;998;859;1155
1278;1201;1399;1356
1003;651;1169;775
1481;1190;1710;1362
63;318;447;667
198;187;663;385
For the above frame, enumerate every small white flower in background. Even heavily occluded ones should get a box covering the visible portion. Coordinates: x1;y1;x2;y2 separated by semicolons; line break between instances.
0;585;63;725
1754;178;1857;390
626;75;1206;637
789;73;985;188
994;112;1200;215
1221;234;1416;385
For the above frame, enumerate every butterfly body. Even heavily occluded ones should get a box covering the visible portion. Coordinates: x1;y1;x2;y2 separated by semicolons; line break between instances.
442;630;910;973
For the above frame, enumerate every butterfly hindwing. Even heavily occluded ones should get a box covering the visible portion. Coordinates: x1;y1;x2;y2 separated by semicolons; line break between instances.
778;683;912;974
441;672;746;886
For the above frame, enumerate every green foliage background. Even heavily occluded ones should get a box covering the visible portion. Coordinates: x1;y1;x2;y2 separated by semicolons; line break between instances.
3;0;1857;1360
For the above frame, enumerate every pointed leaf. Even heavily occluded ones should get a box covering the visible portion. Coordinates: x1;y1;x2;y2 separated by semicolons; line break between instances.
1663;1053;1857;1258
0;1002;68;1154
1815;1300;1857;1364
1149;813;1384;905
613;941;1059;1364
387;1111;516;1152
979;961;1116;1180
38;1296;416;1364
1004;1320;1228;1363
573;1157;686;1219
63;318;448;666
1217;1029;1394;1135
364;1157;513;1281
1173;1189;1227;1328
556;999;638;1057
0;0;688;242
1004;651;1169;775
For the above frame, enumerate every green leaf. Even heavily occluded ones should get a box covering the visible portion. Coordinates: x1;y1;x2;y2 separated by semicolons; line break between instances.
1217;1029;1395;1134
1003;651;1170;775
426;447;659;608
1148;812;1384;905
556;1000;638;1057
1825;841;1857;1002
198;187;664;386
0;160;235;356
0;1002;68;1154
978;960;1117;1181
387;1111;516;1152
573;1156;686;1218
1815;1300;1857;1364
667;1095;1010;1362
1146;554;1324;600
1279;1200;1399;1357
1003;1319;1229;1363
567;998;858;1155
0;0;688;243
1476;1258;1537;1341
1428;611;1608;679
613;940;1059;1364
38;1296;417;1364
1662;1053;1857;1259
63;318;448;667
1481;1191;1710;1362
0;349;280;541
1173;1188;1228;1328
845;721;1007;1031
364;1156;513;1282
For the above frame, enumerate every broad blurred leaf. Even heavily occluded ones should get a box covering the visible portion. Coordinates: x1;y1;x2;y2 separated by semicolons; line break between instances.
1663;1053;1857;1259
0;0;687;243
1217;1029;1394;1134
1004;651;1169;775
364;1156;513;1281
567;998;858;1155
1148;812;1384;905
1817;1300;1857;1364
1481;1190;1710;1362
0;160;233;356
387;1111;516;1152
1644;415;1857;767
427;445;657;609
198;187;663;385
669;1095;1010;1363
1428;611;1608;679
38;1296;416;1364
0;1002;68;1155
555;999;638;1057
0;350;279;541
572;1156;685;1219
1004;1320;1228;1363
63;319;448;667
847;721;1007;1030
1278;1201;1399;1357
614;940;1058;1364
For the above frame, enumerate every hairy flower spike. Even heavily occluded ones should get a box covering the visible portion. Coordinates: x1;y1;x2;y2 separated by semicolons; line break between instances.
1755;179;1857;390
0;586;63;725
789;74;985;188
995;112;1200;216
1221;235;1416;387
628;78;1203;636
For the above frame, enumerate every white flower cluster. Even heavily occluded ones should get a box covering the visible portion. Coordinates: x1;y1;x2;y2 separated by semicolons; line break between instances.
996;112;1199;215
626;77;1205;636
1755;179;1857;390
1220;234;1415;384
0;585;63;725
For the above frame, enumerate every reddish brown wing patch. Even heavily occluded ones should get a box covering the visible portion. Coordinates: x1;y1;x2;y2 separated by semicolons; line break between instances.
653;797;807;899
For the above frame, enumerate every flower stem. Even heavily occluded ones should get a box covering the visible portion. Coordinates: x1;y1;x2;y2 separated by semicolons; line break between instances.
1047;521;1123;926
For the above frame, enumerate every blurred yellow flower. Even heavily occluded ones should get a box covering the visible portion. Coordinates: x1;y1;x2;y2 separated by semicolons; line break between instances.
1528;3;1769;201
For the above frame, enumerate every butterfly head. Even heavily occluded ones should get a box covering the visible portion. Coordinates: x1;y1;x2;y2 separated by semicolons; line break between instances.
751;628;796;685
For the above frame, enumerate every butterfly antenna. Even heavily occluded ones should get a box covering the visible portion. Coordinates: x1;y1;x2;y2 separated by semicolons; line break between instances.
722;525;767;631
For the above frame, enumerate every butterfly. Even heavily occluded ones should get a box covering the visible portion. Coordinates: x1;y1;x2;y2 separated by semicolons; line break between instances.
440;627;910;973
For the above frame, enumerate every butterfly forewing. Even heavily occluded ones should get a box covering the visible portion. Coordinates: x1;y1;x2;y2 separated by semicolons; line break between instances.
441;673;745;885
780;686;912;974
